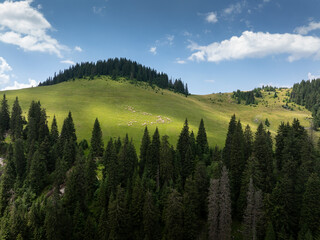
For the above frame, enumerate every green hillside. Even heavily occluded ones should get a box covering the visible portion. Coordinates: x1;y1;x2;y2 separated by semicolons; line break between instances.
1;76;314;149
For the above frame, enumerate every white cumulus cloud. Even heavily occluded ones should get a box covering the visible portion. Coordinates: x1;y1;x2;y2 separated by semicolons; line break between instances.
308;72;320;80
188;31;320;63
206;12;218;23
295;21;320;35
149;47;157;55
0;57;12;84
61;60;75;65
2;78;38;91
74;46;82;52
0;0;67;57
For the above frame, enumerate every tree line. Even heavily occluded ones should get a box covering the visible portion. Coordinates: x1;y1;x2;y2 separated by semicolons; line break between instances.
232;88;262;105
0;95;319;239
38;58;189;96
291;78;320;128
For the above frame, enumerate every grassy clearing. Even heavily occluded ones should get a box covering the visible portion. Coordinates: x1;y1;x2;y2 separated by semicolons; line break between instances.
1;76;314;150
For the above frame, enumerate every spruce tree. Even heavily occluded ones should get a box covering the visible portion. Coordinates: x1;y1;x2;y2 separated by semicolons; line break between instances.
0;94;10;139
196;118;209;158
219;166;232;240
103;138;119;195
163;189;184;240
13;138;26;180
28;150;48;195
84;154;98;203
143;190;160;240
50;115;59;145
244;124;253;161
90;118;104;158
98;208;108;240
145;128;160;186
10;97;23;141
139;126;150;176
130;174;144;240
177;119;190;183
159;135;174;187
300;173;320;235
222;114;237;169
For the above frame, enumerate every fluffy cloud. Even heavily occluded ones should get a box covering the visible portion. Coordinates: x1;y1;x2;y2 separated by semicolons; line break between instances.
0;0;67;57
223;2;243;15
61;60;75;65
308;72;320;80
206;12;218;23
2;78;38;91
74;46;83;52
188;31;320;62
149;47;157;55
0;57;12;84
295;21;320;35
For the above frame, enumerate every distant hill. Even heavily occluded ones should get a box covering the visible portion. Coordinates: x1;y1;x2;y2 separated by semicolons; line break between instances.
39;58;189;95
1;76;314;149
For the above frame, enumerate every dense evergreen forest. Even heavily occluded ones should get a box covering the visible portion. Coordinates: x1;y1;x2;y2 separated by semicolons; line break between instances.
291;78;320;127
0;94;319;240
38;58;189;95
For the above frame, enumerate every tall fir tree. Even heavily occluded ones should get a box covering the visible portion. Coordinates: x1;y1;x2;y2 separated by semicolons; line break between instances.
159;135;174;187
145;128;160;187
143;190;160;240
10;97;23;141
139;126;150;176
90;118;104;158
177;119;190;184
196;118;209;158
50;115;59;145
28;150;48;195
103;138;119;195
0;94;10;139
222;114;237;169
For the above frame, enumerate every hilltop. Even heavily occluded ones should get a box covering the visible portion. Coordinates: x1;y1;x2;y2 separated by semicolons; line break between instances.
1;75;314;149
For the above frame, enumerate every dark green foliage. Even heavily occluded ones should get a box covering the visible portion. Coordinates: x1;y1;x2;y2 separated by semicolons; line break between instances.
39;58;189;95
139;126;150;176
103;138;119;195
0;94;10;139
145;128;160;186
223;114;237;169
28;150;47;195
232;89;257;105
13;138;26;180
90;118;104;158
163;189;184;240
118;135;138;187
300;173;320;235
253;123;274;193
108;185;129;240
143;191;160;240
50;115;59;145
196;118;209;157
265;222;276;240
84;154;98;203
10;97;23;141
98;208;108;240
265;118;270;127
130;174;144;239
60;111;77;150
159;135;174;187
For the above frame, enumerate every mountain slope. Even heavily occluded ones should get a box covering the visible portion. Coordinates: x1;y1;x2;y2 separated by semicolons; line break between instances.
1;76;314;149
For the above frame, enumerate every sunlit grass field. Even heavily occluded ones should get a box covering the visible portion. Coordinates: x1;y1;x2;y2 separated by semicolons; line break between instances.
1;76;314;150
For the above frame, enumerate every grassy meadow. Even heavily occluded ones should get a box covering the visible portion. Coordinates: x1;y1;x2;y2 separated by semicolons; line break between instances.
1;76;314;150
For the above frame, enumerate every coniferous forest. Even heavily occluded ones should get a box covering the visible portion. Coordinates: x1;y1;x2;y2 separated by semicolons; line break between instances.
38;58;189;96
0;94;319;240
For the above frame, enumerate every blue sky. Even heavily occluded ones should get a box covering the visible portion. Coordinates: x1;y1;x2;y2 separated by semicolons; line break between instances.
1;0;320;94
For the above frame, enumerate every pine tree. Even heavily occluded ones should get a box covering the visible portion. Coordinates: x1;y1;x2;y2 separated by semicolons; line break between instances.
253;123;274;193
196;118;209;158
159;135;174;187
90;118;104;158
28;150;48;195
72;202;85;240
38;108;50;143
59;112;77;152
177;119;190;184
130;174;144;240
223;114;237;169
98;208;108;240
300;173;320;235
13;138;26;180
265;222;276;240
10;97;23;141
244;124;253;161
103;138;119;195
0;94;10;139
139;126;150;176
143;190;160;240
146;128;160;186
163;189;184;240
219;166;232;240
50;115;59;145
84;154;98;203
208;178;220;240
108;186;129;240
